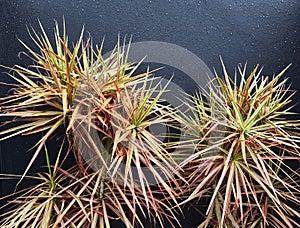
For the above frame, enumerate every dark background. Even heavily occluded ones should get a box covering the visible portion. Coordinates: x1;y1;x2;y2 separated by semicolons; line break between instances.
0;0;299;227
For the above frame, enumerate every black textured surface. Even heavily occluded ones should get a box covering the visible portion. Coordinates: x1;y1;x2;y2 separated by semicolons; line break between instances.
0;0;299;227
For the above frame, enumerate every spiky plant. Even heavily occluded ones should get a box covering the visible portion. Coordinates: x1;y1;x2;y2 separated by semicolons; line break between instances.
70;73;185;227
0;20;147;180
0;21;184;227
0;146;180;227
178;62;300;227
0;145;77;228
0;20;82;178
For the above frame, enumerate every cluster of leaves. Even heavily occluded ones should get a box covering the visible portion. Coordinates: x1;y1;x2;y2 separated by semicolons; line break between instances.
178;62;300;227
0;21;183;227
0;21;300;227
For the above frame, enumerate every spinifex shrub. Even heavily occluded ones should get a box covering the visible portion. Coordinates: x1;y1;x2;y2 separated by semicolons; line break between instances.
178;62;300;227
0;21;183;227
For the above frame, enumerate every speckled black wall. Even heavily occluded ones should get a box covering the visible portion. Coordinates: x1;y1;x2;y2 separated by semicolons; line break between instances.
0;0;299;227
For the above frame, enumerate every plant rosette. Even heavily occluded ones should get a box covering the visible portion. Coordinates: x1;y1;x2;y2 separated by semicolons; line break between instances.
178;62;300;227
